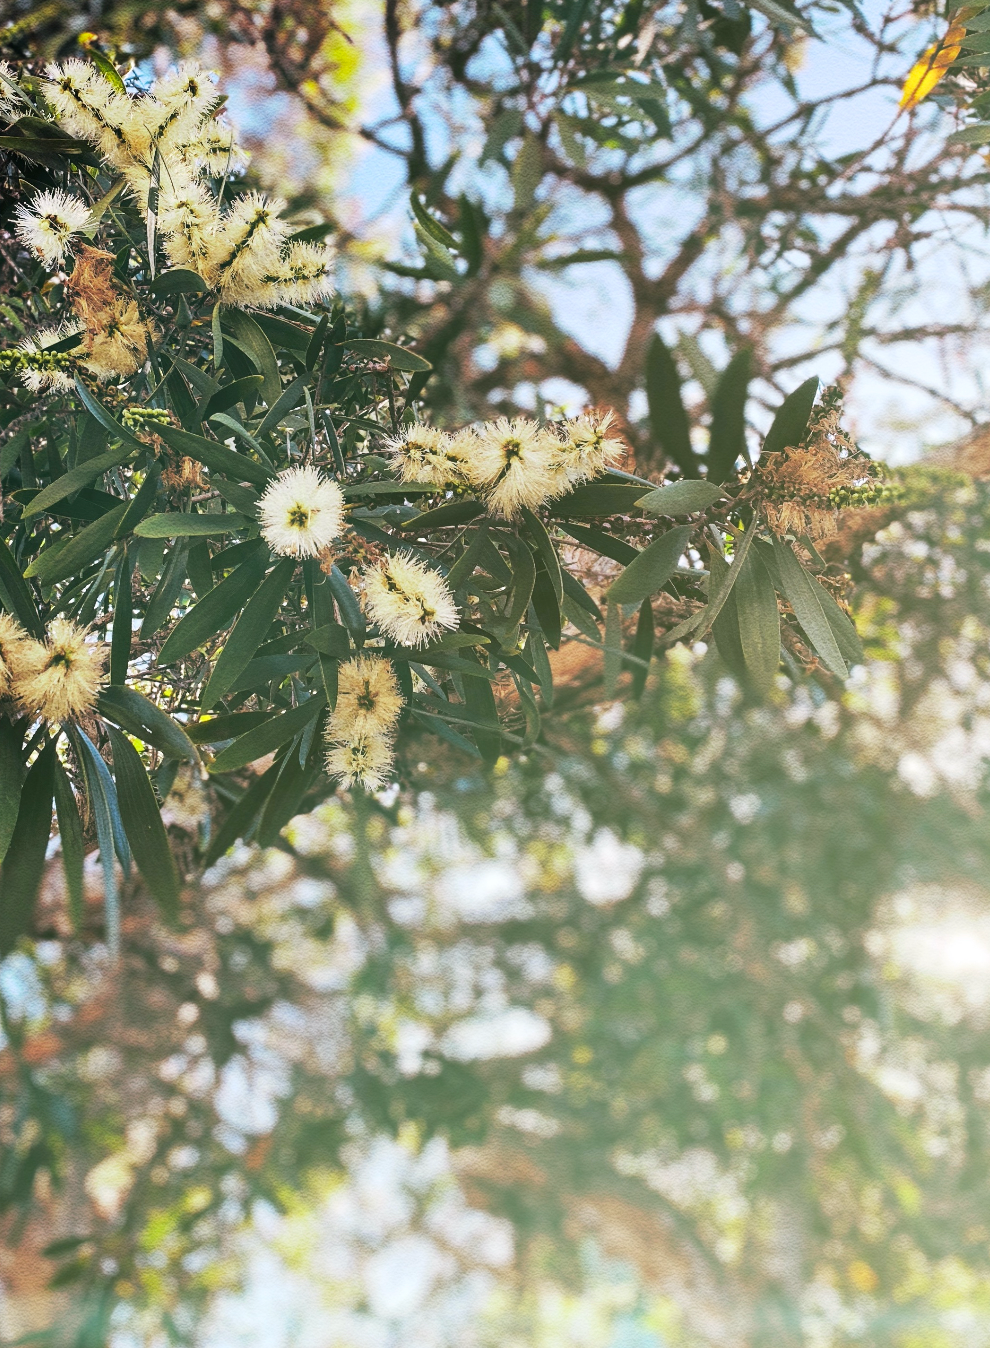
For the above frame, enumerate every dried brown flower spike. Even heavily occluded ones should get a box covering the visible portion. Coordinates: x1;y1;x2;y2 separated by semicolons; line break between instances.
756;387;884;541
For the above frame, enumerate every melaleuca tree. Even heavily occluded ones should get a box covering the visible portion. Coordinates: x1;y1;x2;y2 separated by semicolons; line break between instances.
0;51;887;955
3;466;990;1346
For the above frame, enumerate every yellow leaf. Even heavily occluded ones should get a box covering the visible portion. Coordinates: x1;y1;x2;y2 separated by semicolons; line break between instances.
899;22;966;109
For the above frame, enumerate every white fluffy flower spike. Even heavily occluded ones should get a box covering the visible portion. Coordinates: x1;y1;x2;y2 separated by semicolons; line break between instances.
363;553;460;648
14;190;92;267
259;466;346;559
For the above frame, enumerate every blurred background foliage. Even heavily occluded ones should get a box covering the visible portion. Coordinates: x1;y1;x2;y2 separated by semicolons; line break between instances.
4;0;990;1345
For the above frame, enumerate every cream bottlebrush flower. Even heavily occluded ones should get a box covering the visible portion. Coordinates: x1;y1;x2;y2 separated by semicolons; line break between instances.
384;424;469;487
43;61;146;168
259;466;346;559
209;193;290;304
0;60;25;121
363;553;460;648
551;409;626;489
263;241;335;308
17;321;81;393
463;417;561;518
184;116;248;177
325;731;395;791
0;612;30;698
327;654;404;740
14;190;92;268
146;61;219;154
15;618;105;722
80;299;155;380
158;178;222;275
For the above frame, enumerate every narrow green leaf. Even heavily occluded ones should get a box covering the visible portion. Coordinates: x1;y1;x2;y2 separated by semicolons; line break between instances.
531;563;562;648
53;757;84;932
158;423;272;488
25;504;127;585
97;686;198;762
158;544;268;663
200;375;264;423
604;601;622;697
637;480;723;516
463;654;503;763
711;553;748;684
608;524;691;606
135;511;251;538
77;729;130;876
140;538;188;639
646;334;697;476
551;483;650;517
22;447;132;518
0;717;24;863
698;523;758;635
204;761;281;866
0;740;54;955
187;538;213;601
73;377;143;447
521;508;564;603
305;622;351;658
344;338;432;372
107;727;180;921
115;463;160;538
256;752;314;847
75;730;123;957
328;565;366;646
772;537;847;677
149;268;210;295
816;584;864;666
557;522;639;565
410;192;459;250
629;599;655;698
399;500;485;531
211;696;325;773
305;313;330;370
762;376;819;457
202;559;296;707
211;303;224;369
561;568;603;621
256;376;309;436
733;546;781;695
186;712;274;744
523;622;553;706
707;348;751;482
0;538;42;633
222;310;282;405
110;549;132;683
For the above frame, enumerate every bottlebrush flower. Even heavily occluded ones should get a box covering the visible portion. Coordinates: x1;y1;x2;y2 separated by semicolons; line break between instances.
158;178;222;275
43;61;146;167
384;424;469;487
15;618;105;723
261;240;335;308
147;61;219;154
462;416;560;518
362;553;460;648
327;654;404;741
0;612;30;698
15;321;80;393
80;298;156;380
14;190;92;268
551;409;626;489
259;466;346;559
183;116;248;177
325;730;395;791
209;193;290;303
